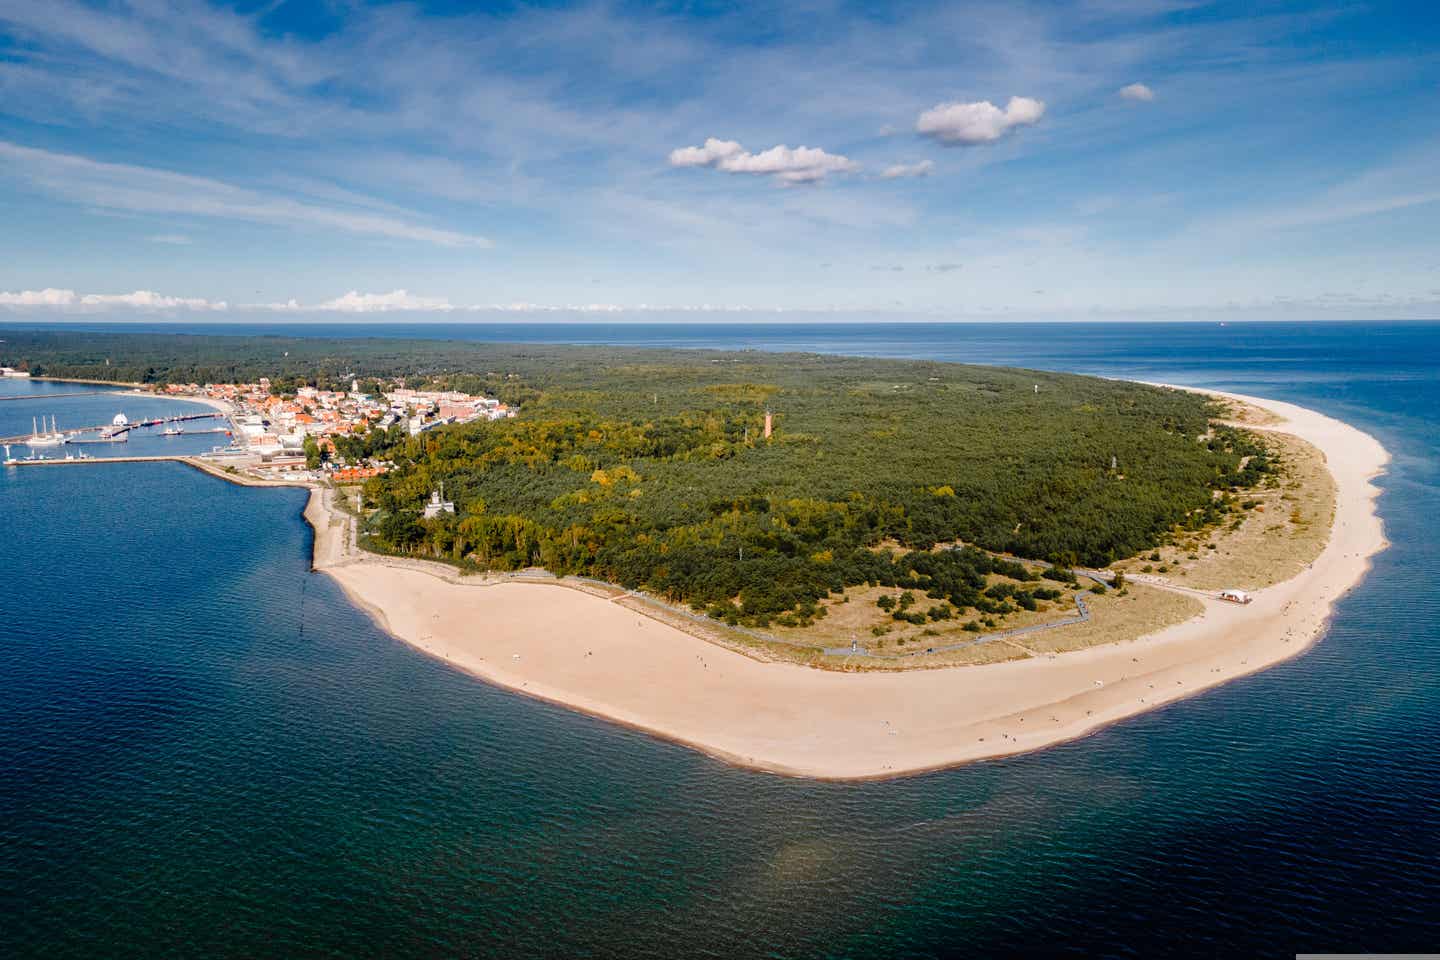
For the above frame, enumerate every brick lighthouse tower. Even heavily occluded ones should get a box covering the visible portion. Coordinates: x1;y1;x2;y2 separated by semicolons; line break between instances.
763;408;773;439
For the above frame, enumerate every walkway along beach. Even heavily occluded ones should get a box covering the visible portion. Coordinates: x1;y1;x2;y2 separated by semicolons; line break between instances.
288;386;1391;779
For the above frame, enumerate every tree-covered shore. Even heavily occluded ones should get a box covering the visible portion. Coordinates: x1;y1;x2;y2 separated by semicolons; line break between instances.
353;354;1269;628
0;328;1271;628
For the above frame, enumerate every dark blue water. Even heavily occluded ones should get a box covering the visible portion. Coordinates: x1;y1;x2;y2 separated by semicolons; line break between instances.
2;321;1437;958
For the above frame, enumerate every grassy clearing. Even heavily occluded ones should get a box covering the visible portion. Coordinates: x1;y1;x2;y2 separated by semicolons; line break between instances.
842;640;1031;670
1219;396;1285;427
1112;431;1334;591
1017;583;1201;655
765;573;1077;651
725;581;1198;670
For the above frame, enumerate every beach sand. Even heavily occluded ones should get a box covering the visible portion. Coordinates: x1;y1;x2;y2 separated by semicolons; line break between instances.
306;388;1389;780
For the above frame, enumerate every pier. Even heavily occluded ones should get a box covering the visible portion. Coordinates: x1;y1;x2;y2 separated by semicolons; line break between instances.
69;426;231;445
6;455;213;467
98;411;228;440
0;391;134;402
0;411;228;446
0;454;308;495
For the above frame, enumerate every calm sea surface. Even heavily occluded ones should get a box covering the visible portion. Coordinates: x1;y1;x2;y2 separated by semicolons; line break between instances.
2;321;1437;958
0;376;230;461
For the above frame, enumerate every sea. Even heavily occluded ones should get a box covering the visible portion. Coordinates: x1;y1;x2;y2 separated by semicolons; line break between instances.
1;320;1437;958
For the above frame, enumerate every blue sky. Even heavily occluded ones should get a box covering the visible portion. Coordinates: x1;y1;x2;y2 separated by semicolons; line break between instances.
0;0;1437;320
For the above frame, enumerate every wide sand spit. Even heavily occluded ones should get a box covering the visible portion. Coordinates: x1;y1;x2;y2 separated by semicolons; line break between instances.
299;386;1389;780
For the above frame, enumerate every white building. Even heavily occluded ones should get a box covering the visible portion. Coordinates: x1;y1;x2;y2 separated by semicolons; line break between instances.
422;487;455;519
237;415;267;438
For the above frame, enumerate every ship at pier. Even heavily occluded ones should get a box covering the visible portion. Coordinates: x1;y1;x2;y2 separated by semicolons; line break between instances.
25;416;69;447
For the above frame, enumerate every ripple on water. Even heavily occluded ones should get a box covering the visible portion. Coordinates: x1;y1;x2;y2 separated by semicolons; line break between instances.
4;323;1440;957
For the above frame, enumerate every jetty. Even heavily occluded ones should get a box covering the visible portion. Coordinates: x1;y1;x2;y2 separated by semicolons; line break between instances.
0;454;307;496
0;411;227;446
0;391;131;402
6;455;203;466
98;411;226;440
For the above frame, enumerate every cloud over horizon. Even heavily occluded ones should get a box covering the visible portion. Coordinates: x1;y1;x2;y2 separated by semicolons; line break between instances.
879;160;934;180
311;290;455;312
0;0;1434;319
669;138;858;184
1;287;918;315
1119;82;1156;102
915;96;1046;145
0;288;227;310
5;284;1439;322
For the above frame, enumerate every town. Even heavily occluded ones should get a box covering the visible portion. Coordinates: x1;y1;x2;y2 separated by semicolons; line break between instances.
162;377;516;477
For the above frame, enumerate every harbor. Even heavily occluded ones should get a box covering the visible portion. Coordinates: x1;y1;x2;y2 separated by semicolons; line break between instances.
0;411;230;449
0;382;238;467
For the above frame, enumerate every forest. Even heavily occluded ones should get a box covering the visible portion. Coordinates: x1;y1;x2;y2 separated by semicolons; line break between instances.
0;327;1272;628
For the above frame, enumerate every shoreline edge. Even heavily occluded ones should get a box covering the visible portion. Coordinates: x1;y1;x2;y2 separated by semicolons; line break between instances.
219;384;1392;780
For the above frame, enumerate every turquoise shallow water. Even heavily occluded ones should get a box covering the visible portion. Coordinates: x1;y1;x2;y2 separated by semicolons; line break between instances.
1;321;1438;957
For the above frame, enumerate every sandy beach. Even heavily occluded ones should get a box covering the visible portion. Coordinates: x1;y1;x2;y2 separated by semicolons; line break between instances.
305;387;1389;779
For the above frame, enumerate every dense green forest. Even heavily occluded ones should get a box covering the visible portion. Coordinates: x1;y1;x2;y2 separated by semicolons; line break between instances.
0;328;1271;626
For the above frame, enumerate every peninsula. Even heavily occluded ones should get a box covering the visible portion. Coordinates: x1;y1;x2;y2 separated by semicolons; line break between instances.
0;331;1389;777
294;388;1384;778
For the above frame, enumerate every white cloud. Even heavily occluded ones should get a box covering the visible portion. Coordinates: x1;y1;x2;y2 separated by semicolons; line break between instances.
0;141;491;248
0;288;225;310
477;302;628;313
669;138;744;168
81;290;226;310
0;288;78;306
1119;82;1156;102
915;96;1046;145
256;292;622;313
148;233;192;245
668;137;858;184
879;160;934;180
258;296;841;314
312;289;455;312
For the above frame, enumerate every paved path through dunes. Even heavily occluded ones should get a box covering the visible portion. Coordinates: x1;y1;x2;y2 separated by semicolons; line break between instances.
319;387;1389;780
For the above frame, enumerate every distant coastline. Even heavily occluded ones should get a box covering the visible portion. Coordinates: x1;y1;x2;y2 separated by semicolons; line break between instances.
272;384;1389;779
19;374;148;388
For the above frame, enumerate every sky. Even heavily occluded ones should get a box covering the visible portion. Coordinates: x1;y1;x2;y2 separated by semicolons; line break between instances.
0;0;1438;321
